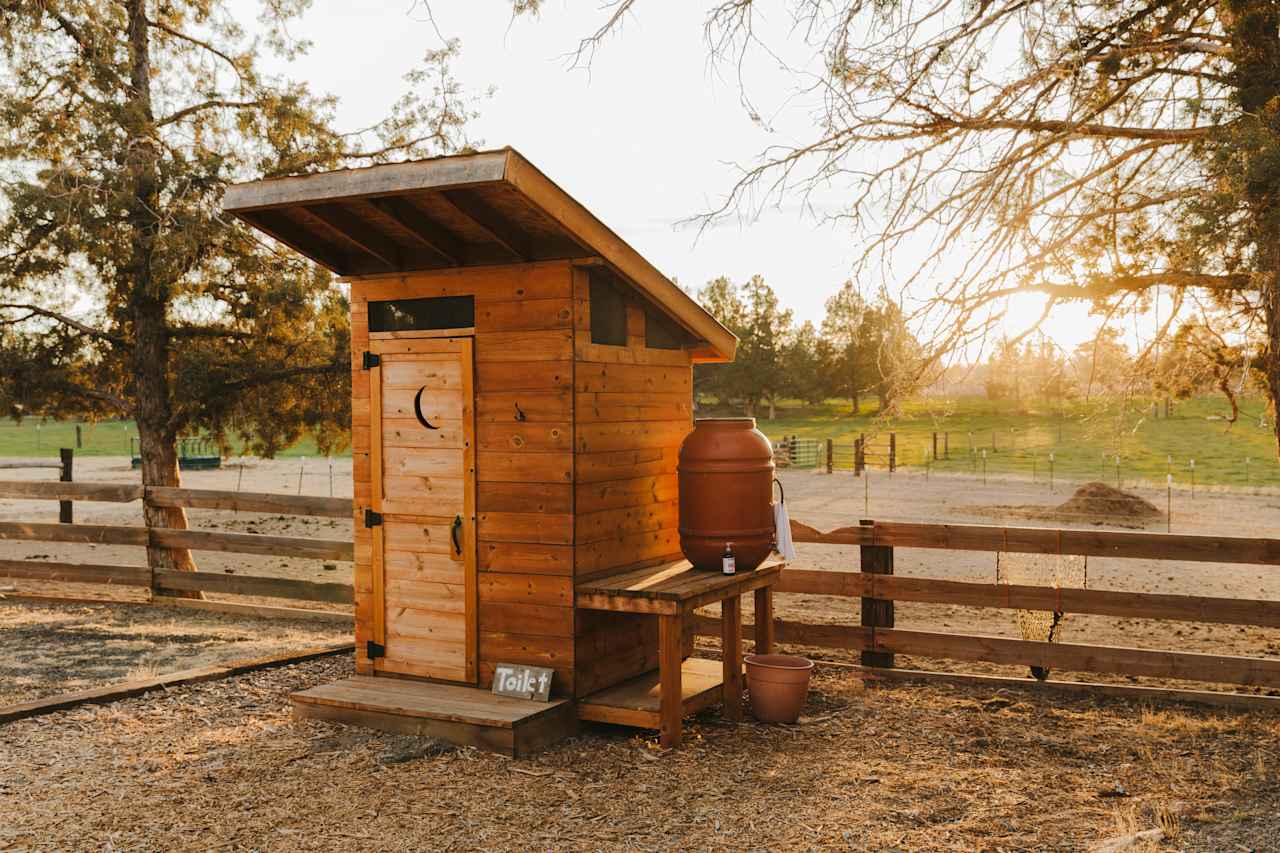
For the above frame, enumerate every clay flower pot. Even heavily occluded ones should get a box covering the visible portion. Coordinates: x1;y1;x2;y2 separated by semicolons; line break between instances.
744;654;814;724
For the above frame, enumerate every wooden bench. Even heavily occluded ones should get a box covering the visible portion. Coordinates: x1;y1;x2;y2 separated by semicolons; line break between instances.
576;558;784;747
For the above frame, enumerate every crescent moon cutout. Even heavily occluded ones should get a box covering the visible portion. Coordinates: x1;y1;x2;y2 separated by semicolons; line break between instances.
413;386;439;430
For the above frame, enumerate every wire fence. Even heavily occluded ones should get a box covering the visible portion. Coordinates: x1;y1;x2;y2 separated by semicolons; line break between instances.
774;429;1280;496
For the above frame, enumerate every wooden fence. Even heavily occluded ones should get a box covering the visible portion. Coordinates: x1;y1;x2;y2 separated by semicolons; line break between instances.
693;519;1280;709
5;479;1280;708
0;481;354;616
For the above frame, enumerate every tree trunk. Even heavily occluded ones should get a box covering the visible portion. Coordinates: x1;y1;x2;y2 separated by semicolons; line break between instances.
850;394;860;415
124;0;198;583
767;395;776;420
1230;1;1280;458
1264;263;1280;458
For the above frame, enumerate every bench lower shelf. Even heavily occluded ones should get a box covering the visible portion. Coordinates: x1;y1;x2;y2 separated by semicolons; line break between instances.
576;657;726;729
291;675;577;758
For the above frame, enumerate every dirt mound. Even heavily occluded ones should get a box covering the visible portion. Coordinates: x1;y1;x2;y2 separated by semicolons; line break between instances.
1054;482;1162;520
967;482;1164;528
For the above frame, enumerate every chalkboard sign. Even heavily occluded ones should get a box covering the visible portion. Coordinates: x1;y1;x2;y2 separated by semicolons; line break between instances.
491;663;554;702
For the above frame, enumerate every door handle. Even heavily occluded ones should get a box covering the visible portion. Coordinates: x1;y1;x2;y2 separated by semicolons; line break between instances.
451;514;463;557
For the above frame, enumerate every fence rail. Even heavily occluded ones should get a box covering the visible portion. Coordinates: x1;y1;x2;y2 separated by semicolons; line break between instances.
691;518;1280;706
0;480;355;616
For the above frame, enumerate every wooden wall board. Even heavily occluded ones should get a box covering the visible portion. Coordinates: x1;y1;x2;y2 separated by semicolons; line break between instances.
575;475;679;514
479;541;573;576
477;482;573;514
477;511;573;544
570;267;694;698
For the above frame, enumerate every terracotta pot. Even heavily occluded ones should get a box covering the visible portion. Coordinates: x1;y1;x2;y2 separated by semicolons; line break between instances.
677;418;775;572
744;654;813;724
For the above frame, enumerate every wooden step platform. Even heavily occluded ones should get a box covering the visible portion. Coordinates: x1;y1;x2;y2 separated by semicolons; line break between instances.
291;676;576;757
577;657;725;729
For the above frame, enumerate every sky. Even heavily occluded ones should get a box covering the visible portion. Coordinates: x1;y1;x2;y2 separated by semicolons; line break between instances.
250;1;1122;355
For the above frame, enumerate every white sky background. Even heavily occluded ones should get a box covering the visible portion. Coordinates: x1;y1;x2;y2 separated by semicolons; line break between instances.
246;1;1153;356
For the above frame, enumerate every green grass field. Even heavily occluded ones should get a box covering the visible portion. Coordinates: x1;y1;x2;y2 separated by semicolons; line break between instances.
4;393;1278;488
0;420;325;460
730;393;1280;490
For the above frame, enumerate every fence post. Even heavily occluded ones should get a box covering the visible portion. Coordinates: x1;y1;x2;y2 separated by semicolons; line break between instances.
59;448;73;524
859;519;894;669
888;433;896;473
855;435;865;476
825;438;834;474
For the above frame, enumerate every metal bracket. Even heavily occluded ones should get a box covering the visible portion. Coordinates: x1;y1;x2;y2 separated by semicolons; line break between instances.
362;351;380;370
366;641;385;659
363;508;383;528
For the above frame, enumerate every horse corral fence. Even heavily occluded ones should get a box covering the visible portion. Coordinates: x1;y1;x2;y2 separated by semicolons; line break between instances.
0;480;352;617
3;483;1279;710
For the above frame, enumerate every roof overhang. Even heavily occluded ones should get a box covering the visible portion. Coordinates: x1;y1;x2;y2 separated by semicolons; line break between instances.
223;148;736;362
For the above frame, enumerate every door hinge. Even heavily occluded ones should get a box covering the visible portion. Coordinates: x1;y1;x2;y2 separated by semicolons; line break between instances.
362;351;380;370
366;641;385;659
363;508;383;528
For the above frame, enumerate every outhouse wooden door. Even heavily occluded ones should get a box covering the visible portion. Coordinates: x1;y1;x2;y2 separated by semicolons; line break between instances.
368;336;477;684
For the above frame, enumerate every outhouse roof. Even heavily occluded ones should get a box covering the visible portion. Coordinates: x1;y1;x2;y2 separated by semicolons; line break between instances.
223;148;736;362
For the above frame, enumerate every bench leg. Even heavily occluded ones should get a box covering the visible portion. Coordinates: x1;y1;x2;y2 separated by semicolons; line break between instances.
722;595;743;722
659;613;683;748
754;586;775;654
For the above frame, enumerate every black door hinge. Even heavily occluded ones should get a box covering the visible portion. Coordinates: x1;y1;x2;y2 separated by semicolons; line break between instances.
364;508;383;528
362;351;380;370
366;641;385;659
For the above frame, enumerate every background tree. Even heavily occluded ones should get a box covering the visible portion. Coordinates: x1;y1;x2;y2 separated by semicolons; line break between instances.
820;282;870;414
1156;320;1258;422
858;298;920;413
1071;328;1136;400
0;2;472;576
780;320;834;407
695;274;793;416
513;1;1280;456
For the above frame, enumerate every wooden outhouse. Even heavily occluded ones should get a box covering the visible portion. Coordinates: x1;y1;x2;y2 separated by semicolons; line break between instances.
225;149;781;754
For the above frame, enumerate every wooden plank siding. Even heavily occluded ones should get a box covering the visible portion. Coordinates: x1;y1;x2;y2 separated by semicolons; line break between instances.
349;259;699;701
570;266;694;698
349;260;579;696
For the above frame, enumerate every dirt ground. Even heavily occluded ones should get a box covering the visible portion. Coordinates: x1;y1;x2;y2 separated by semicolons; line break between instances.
0;599;349;706
2;653;1277;852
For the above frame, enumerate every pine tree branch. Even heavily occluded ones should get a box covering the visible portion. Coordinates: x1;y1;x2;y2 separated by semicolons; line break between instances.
144;17;245;81
169;325;251;339
156;99;263;128
0;303;127;346
61;382;131;415
215;360;345;393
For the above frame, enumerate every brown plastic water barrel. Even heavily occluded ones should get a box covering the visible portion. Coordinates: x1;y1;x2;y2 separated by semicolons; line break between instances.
677;418;775;571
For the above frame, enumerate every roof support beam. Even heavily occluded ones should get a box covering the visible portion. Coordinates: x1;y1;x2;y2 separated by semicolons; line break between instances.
364;197;464;266
437;189;531;262
298;203;402;268
238;210;348;272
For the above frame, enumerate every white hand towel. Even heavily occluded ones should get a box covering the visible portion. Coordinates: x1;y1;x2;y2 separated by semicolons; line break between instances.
773;499;797;560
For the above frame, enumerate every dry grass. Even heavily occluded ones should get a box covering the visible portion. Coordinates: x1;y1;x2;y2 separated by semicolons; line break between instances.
2;654;1278;851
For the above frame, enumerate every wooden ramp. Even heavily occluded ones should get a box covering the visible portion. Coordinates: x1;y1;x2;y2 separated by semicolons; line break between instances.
577;657;724;729
291;676;576;758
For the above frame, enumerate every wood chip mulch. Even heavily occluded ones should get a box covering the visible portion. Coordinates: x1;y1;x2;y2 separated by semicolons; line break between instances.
2;655;1278;851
